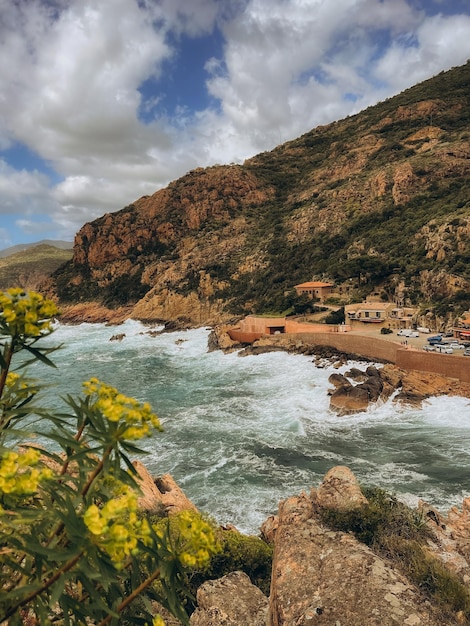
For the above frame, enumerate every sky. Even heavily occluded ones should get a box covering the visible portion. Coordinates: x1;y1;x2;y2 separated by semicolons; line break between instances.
1;0;470;250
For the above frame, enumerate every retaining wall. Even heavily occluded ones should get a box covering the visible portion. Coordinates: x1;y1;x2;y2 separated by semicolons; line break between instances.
227;328;470;383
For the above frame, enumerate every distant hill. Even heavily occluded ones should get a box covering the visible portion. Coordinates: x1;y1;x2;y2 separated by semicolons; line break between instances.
53;61;470;326
0;240;73;259
0;244;73;291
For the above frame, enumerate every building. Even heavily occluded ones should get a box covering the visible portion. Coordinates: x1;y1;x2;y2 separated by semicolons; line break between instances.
294;282;334;303
345;302;416;329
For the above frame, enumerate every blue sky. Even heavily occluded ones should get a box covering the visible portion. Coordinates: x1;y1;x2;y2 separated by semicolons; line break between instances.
1;0;470;249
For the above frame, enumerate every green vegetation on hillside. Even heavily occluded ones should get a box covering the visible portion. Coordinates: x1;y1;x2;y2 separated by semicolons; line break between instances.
0;244;72;291
53;61;470;318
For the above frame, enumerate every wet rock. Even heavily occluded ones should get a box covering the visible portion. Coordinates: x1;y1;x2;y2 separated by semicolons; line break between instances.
328;372;351;389
109;333;125;341
329;383;370;415
238;345;287;357
208;324;244;353
345;366;368;381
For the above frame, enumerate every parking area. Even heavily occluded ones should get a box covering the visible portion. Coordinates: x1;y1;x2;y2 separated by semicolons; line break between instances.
349;327;470;357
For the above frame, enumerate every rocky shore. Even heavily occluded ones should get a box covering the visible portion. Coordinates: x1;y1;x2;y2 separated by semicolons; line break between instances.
135;462;470;625
208;325;470;411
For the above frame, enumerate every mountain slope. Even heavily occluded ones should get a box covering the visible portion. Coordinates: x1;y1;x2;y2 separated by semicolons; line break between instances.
0;244;73;291
0;240;73;259
52;61;470;324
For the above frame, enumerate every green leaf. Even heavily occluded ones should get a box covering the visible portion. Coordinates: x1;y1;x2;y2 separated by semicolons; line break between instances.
22;344;58;368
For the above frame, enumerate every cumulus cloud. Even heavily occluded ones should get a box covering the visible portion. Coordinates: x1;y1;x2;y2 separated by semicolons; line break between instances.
0;160;59;216
0;0;469;244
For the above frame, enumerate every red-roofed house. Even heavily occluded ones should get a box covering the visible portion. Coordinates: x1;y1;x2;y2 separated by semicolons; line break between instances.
294;282;334;303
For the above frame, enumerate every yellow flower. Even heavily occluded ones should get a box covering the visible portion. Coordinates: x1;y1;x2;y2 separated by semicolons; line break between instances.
0;448;54;496
83;504;108;536
84;485;152;567
0;289;59;338
82;378;162;441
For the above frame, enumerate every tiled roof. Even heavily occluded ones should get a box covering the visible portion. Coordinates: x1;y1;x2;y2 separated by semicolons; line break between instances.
295;282;333;288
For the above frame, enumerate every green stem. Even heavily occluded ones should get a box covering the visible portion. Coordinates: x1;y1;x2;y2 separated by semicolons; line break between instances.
80;444;113;498
58;418;89;477
46;443;113;549
0;339;14;400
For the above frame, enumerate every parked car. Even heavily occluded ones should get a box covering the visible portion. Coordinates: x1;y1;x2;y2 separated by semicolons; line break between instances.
434;345;453;354
464;348;470;357
417;326;430;333
397;329;411;336
423;345;435;351
427;335;443;344
446;342;465;350
409;331;419;338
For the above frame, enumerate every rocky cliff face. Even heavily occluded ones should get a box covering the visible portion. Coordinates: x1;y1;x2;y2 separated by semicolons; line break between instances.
52;62;470;325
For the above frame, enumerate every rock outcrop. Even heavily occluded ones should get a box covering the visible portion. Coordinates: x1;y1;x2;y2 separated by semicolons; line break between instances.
133;461;197;516
190;571;269;626
329;362;470;415
131;466;470;625
191;466;470;625
268;490;448;626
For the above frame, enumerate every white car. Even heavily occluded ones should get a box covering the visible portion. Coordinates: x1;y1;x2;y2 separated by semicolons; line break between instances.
423;345;435;351
446;342;464;350
409;331;419;338
434;345;453;354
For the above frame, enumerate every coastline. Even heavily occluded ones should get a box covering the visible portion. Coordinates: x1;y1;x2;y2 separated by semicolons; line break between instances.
57;302;470;402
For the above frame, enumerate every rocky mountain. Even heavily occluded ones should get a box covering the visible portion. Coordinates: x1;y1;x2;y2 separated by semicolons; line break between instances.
52;61;470;325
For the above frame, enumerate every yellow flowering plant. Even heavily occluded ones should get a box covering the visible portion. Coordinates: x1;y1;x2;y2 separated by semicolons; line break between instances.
0;289;219;625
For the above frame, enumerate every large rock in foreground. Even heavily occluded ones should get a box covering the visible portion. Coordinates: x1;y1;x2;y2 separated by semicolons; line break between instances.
267;467;456;626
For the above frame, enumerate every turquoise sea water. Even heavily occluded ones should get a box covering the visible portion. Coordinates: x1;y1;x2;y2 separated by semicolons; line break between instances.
29;320;470;534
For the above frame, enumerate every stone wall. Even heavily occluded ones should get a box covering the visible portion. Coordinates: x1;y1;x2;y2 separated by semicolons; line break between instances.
291;332;401;363
227;328;470;384
396;350;470;382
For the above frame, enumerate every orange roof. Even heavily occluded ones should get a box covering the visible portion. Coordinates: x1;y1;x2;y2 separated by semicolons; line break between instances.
295;282;333;288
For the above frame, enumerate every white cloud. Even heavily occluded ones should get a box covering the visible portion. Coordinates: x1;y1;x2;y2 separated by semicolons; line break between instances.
373;14;470;89
0;160;58;215
0;228;12;250
0;0;470;245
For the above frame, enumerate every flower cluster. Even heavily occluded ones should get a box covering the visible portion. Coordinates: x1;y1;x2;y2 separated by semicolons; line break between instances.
83;378;162;440
0;288;59;339
0;448;54;496
4;372;38;398
172;510;219;569
84;486;151;567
